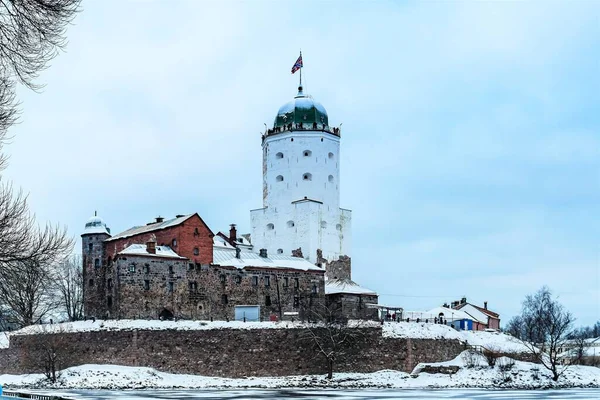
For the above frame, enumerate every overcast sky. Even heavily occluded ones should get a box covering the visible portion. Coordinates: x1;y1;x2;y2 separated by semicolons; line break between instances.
3;1;599;325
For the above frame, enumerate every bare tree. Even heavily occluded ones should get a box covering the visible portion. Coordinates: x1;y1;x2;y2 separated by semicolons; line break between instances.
0;0;80;275
52;255;84;321
300;304;367;379
508;286;574;381
0;257;58;328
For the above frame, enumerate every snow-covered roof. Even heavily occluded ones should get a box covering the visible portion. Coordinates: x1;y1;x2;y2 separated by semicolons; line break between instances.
82;215;111;236
213;235;235;249
118;244;186;259
325;279;377;296
212;248;322;272
106;214;194;242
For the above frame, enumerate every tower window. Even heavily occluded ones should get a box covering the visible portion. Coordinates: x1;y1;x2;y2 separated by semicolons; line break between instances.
302;173;312;181
321;221;327;229
266;223;274;230
88;279;94;287
291;138;294;142
287;220;295;228
336;223;342;231
276;152;284;159
107;296;112;308
94;258;100;268
276;175;284;182
303;150;312;157
277;248;283;254
88;243;92;252
328;175;334;183
328;152;334;159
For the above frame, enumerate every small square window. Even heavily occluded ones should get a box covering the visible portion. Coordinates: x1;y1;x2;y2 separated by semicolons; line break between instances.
188;263;194;271
88;279;94;287
172;239;177;247
265;295;271;306
129;264;135;273
169;265;174;274
265;276;270;287
144;265;150;274
220;274;226;283
221;294;228;304
252;276;258;286
235;275;242;284
294;278;299;288
144;280;150;290
283;277;289;287
193;247;199;256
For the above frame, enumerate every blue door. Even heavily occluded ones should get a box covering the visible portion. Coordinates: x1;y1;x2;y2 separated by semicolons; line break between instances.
235;305;260;321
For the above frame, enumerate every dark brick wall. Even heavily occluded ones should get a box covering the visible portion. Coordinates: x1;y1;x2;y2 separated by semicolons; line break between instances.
82;232;111;318
327;294;379;320
109;256;325;321
0;328;465;377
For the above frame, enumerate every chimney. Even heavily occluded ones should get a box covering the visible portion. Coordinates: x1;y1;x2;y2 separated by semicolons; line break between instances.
484;301;488;310
259;248;267;258
229;224;237;242
175;214;184;218
461;297;467;305
155;216;164;223
146;234;157;254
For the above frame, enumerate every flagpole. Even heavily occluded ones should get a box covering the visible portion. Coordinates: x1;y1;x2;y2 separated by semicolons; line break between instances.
299;50;302;88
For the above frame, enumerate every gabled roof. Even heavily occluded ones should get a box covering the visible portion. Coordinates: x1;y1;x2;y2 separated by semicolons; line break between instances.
325;279;377;296
455;303;499;318
118;244;187;259
105;213;214;242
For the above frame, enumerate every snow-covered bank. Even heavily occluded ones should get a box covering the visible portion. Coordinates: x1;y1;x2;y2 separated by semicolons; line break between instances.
1;355;598;390
383;322;530;353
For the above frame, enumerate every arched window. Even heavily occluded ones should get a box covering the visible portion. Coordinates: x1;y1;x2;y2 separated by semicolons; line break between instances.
276;152;284;159
303;150;312;157
172;238;177;247
336;223;342;231
266;223;274;230
277;248;283;254
328;175;334;183
302;173;312;181
328;152;334;159
287;220;295;228
193;247;199;256
321;221;327;229
276;175;284;182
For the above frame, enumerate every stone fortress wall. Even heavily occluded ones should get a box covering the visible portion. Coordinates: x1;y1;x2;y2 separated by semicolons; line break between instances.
0;326;464;377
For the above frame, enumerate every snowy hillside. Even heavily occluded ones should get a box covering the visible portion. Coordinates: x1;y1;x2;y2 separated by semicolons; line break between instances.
1;356;598;390
383;322;530;353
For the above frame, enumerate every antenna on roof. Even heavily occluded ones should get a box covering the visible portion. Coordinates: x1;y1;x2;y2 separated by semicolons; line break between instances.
94;210;97;217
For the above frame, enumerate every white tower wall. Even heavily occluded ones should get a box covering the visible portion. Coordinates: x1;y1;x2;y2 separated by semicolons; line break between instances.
251;131;351;264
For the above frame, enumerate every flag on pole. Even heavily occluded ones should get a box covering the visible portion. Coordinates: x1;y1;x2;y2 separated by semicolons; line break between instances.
291;54;303;74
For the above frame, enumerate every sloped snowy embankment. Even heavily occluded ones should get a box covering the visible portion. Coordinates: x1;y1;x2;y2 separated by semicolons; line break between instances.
1;354;599;390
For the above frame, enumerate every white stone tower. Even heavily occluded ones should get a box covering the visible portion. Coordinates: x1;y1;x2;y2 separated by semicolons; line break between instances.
251;84;351;265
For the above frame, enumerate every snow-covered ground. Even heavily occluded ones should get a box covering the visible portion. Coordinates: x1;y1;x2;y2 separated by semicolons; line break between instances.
1;353;598;390
383;322;530;353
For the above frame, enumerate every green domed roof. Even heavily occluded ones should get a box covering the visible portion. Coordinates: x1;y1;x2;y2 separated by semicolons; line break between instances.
273;86;329;129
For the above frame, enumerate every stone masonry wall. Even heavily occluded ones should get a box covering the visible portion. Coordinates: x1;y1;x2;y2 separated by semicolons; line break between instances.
0;327;465;377
112;257;326;322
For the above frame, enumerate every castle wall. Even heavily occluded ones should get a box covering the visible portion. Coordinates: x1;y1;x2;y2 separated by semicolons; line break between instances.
109;257;325;321
0;327;465;377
